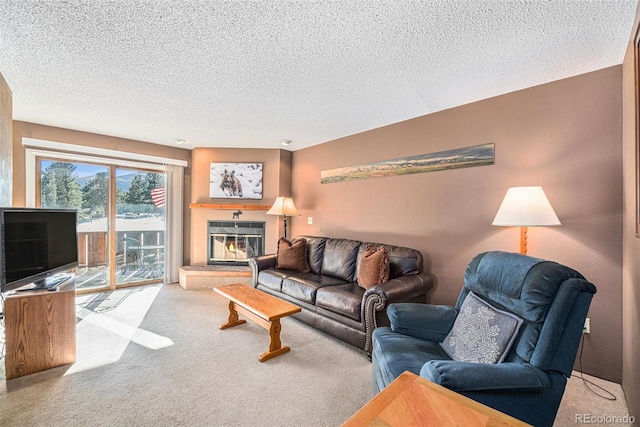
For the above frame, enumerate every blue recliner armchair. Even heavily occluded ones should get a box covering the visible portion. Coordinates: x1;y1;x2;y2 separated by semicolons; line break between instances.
371;251;596;427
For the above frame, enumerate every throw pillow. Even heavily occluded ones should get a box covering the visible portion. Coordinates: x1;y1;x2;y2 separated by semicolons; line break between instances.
440;292;523;364
276;237;310;273
357;244;390;289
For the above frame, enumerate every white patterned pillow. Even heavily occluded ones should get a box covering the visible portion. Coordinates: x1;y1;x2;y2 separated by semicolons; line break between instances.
440;292;523;364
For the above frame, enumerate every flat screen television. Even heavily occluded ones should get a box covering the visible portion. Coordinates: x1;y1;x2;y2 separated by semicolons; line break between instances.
0;208;78;293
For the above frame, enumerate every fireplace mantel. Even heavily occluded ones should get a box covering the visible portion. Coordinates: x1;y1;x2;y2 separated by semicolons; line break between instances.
189;203;271;210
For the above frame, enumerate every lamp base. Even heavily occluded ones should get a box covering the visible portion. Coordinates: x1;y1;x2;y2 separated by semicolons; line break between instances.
283;216;288;239
520;226;528;255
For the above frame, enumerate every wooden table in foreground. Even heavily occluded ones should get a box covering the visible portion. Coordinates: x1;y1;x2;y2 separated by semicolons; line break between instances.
213;283;301;362
342;371;532;427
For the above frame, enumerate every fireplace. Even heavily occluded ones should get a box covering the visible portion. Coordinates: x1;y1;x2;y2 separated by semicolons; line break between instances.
208;221;265;265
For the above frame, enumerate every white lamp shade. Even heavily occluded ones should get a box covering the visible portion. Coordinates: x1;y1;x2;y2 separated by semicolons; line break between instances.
492;186;561;226
266;196;300;216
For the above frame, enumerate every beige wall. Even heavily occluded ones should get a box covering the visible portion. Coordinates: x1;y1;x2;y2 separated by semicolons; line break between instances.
0;74;12;206
622;18;640;420
291;67;623;382
188;147;292;265
12;121;191;205
11;121;192;264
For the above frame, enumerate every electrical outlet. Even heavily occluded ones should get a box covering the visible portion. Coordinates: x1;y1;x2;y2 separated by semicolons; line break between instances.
583;318;590;334
307;216;313;225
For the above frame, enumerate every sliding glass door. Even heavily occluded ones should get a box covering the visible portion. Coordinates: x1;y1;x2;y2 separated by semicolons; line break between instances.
37;158;165;292
115;167;165;286
40;160;110;291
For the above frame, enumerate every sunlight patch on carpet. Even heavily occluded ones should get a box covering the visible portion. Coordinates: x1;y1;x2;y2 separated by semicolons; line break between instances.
66;285;172;375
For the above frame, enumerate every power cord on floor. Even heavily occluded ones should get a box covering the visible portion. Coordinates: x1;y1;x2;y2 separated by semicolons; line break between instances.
577;333;617;401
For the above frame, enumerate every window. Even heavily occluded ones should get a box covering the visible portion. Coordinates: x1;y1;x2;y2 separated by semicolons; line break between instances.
24;139;185;293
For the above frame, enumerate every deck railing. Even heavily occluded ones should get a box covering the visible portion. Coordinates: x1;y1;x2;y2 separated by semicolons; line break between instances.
75;230;165;289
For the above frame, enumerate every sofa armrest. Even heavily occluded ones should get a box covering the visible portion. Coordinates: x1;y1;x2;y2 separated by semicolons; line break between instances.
362;272;434;353
248;254;277;287
364;272;434;305
420;360;551;394
388;303;458;342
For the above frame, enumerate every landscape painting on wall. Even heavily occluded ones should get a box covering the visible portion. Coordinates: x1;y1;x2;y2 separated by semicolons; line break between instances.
210;163;263;199
320;143;495;184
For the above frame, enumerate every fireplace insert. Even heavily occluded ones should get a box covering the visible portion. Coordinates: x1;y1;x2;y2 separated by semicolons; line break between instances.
208;221;265;265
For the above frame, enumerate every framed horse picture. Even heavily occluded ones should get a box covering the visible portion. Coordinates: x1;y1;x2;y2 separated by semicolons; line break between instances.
209;162;263;199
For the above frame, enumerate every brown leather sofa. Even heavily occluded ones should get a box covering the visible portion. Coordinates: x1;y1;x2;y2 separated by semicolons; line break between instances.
248;235;433;354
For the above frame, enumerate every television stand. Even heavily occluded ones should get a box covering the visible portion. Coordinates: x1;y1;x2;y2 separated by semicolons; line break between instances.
3;274;76;380
14;274;74;292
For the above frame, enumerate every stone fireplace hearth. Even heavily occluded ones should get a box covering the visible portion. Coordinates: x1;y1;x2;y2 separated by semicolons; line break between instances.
178;264;251;290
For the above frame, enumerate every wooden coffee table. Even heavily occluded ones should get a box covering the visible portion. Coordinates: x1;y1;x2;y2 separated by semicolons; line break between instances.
213;283;301;362
342;371;532;426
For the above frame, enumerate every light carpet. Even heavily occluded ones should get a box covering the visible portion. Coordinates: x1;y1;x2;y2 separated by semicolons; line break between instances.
1;284;373;426
0;284;632;426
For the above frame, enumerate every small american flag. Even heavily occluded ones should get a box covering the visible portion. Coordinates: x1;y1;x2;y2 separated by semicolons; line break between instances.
151;187;165;208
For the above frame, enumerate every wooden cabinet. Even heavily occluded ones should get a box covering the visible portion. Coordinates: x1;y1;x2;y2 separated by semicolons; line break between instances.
4;277;76;380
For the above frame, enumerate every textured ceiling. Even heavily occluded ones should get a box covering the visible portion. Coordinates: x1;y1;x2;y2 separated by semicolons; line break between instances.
0;1;638;151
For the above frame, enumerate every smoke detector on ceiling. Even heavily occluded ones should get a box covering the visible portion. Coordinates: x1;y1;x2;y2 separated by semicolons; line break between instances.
280;139;292;146
173;138;186;145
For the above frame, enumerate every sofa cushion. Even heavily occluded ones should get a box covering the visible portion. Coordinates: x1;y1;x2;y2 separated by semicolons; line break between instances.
357;244;390;289
372;326;451;389
299;236;328;274
320;238;361;281
440;292;523;364
358;242;423;279
257;269;289;292
276;237;310;272
316;283;365;321
281;274;347;304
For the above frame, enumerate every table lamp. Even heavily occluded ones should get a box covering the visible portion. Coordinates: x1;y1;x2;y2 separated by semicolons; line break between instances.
492;186;561;255
266;196;300;239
